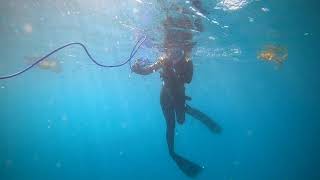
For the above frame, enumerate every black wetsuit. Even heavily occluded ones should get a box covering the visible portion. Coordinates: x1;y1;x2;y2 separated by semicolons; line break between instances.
159;59;189;155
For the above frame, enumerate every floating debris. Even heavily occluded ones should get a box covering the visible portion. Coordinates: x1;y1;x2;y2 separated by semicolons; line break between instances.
257;44;288;65
25;56;62;73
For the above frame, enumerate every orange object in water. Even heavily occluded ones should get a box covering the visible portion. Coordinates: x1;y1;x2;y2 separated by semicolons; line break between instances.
257;45;288;65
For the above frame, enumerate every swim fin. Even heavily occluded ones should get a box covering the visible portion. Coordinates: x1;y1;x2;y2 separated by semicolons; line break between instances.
173;154;203;178
186;104;222;134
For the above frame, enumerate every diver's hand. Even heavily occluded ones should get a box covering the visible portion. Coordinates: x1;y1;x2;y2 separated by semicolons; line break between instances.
131;61;143;74
131;58;159;75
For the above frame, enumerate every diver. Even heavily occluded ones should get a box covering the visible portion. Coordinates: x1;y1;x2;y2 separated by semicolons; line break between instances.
131;4;221;176
132;48;221;177
132;48;197;177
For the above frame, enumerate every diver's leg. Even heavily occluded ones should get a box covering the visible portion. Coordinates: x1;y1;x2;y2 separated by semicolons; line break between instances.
185;104;222;134
161;89;203;177
173;84;186;125
176;107;185;125
160;87;176;157
175;95;186;125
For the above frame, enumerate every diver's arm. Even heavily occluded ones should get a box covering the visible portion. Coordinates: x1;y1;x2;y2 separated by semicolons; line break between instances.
132;57;164;75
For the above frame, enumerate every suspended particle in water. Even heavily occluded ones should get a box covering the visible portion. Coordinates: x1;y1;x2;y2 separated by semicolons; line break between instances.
304;32;310;36
211;19;220;25
56;161;62;168
247;129;253;136
248;17;254;22
47;120;52;128
232;160;240;167
261;7;270;12
257;44;288;65
23;23;33;33
120;122;128;129
33;153;39;161
1;85;5;89
61;114;68;121
5;160;13;168
208;36;216;41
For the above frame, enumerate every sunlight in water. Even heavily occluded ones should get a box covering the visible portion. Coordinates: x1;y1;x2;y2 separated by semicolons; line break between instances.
215;0;252;11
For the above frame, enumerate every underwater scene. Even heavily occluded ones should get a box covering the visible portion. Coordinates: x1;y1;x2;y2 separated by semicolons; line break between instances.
0;0;319;179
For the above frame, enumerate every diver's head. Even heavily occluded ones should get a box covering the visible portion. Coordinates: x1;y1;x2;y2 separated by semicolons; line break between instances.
166;48;185;64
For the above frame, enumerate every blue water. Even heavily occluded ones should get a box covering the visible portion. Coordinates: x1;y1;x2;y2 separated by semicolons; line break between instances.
0;0;319;179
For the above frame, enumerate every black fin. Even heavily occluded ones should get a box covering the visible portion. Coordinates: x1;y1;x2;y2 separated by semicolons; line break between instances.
173;154;203;178
186;104;222;134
